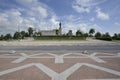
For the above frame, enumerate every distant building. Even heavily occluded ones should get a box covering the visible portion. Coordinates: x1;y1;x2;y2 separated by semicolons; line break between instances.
67;30;73;36
39;22;62;36
40;30;57;36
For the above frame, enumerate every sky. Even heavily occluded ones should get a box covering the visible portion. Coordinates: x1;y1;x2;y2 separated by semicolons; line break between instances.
0;0;120;35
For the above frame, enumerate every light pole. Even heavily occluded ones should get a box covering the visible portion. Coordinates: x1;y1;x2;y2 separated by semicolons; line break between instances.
17;23;21;40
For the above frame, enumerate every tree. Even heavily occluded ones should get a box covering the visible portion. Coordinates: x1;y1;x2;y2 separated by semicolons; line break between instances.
112;33;118;40
56;30;59;36
33;32;37;37
76;30;83;37
105;32;111;38
37;32;41;36
95;32;101;38
21;31;26;39
25;32;29;37
0;35;4;40
89;28;95;37
112;33;120;40
118;33;120;37
13;32;21;39
4;33;12;40
28;27;33;37
100;32;112;41
83;33;89;38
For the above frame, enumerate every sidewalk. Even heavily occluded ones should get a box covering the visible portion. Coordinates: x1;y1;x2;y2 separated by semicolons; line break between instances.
0;40;119;46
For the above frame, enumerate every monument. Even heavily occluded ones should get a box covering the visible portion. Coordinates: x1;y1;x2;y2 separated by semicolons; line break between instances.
39;22;62;36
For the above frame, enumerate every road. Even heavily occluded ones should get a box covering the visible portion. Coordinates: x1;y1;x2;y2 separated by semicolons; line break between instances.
0;45;120;52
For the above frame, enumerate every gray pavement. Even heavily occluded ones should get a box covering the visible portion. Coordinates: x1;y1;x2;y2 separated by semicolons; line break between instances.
0;51;120;80
0;40;120;80
0;45;120;52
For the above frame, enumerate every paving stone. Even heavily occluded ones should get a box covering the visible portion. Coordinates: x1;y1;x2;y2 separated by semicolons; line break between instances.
0;51;120;80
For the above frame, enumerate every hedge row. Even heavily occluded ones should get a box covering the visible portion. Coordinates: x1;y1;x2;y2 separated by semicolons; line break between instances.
96;37;112;41
34;36;85;40
112;38;120;40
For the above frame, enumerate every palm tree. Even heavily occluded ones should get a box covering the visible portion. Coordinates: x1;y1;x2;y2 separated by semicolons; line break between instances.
28;27;33;37
56;30;59;36
84;33;89;38
76;30;83;37
4;33;12;40
89;28;95;37
95;32;101;38
0;35;4;40
13;32;21;39
21;31;26;39
105;32;111;38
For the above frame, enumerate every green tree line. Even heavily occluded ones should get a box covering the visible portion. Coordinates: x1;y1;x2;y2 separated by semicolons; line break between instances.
0;27;33;40
0;27;120;41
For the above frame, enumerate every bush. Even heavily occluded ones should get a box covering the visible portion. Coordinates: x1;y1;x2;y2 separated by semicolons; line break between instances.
96;37;112;41
4;34;12;40
34;36;85;40
0;35;4;40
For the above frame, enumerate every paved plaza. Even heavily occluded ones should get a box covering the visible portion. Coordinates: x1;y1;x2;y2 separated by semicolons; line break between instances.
0;51;120;80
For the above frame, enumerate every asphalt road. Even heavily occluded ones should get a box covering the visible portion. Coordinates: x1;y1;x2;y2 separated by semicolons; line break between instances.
0;45;120;52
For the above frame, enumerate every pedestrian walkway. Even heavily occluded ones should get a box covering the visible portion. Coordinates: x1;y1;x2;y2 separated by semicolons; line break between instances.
0;51;120;80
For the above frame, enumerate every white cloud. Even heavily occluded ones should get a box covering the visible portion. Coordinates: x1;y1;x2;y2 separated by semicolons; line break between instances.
72;5;90;13
72;0;91;13
115;22;120;27
16;0;49;18
96;8;109;20
72;0;106;13
0;0;104;35
61;15;86;34
62;22;102;35
86;23;102;33
31;6;48;18
90;17;95;22
92;24;102;31
63;23;88;34
63;15;82;23
0;0;59;35
15;0;36;5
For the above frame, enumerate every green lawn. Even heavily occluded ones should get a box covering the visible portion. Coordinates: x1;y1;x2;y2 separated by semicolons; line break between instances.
112;40;120;42
34;36;86;41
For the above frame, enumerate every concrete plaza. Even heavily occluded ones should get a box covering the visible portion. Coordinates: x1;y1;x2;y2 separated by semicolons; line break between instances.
0;51;120;80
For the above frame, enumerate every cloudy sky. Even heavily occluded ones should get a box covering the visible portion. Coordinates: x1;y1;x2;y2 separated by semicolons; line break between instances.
0;0;120;35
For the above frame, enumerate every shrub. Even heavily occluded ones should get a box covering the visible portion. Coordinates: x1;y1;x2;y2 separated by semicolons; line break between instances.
96;37;112;41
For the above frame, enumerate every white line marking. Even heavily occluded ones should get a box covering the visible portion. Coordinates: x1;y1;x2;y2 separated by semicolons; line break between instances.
0;52;120;64
64;56;87;58
90;52;98;56
98;52;116;56
11;53;29;63
0;63;120;80
117;53;120;57
90;56;106;63
12;57;27;63
98;56;120;58
60;63;82;79
84;63;120;76
90;53;106;63
62;53;73;56
0;56;19;58
35;63;58;78
0;63;34;76
83;79;120;80
29;56;54;58
19;53;29;57
55;55;64;63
